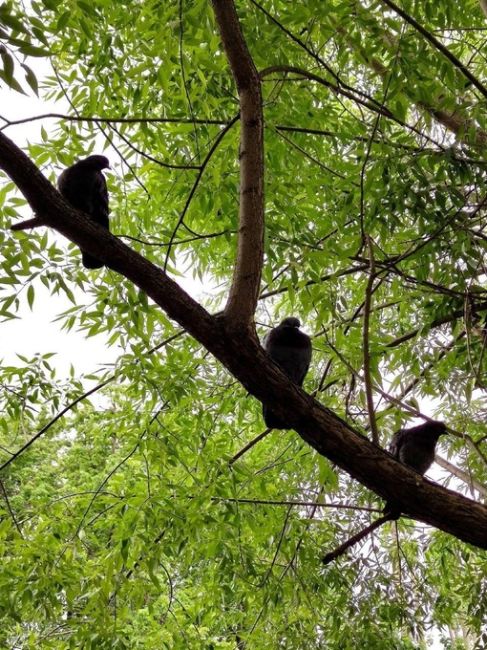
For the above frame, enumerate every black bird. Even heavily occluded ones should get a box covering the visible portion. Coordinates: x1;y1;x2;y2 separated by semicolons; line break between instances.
388;420;448;475
262;317;312;429
384;420;448;517
57;155;110;269
322;420;448;564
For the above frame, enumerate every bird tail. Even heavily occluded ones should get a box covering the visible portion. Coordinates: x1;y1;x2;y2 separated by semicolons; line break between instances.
262;405;287;430
82;251;104;269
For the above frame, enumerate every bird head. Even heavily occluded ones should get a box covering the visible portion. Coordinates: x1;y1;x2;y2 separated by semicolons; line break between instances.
81;155;111;170
425;421;448;439
279;317;301;329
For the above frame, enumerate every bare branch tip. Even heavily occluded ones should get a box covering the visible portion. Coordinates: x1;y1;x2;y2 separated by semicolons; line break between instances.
11;217;46;232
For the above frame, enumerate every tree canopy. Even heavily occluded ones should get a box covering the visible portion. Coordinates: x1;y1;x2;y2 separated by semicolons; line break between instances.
1;1;487;648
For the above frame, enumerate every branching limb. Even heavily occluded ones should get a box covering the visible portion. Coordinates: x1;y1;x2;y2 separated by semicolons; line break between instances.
11;216;45;231
260;65;442;149
435;455;487;498
260;65;394;119
212;0;264;329
1;130;487;549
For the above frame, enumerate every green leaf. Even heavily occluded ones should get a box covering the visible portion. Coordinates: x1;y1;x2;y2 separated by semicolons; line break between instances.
26;284;34;309
21;63;38;95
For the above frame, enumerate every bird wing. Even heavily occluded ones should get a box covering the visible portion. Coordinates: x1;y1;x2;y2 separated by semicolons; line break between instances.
266;334;312;386
58;167;94;215
91;172;109;227
388;429;406;459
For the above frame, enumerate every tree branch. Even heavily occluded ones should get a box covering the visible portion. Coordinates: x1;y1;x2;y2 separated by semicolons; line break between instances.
11;216;45;231
229;427;271;465
163;115;239;272
322;513;393;565
435;455;487;498
363;236;379;444
1;130;487;549
379;0;487;100
212;0;264;329
0;112;230;131
331;4;487;147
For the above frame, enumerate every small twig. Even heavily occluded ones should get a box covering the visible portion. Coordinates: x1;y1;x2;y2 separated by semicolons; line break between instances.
363;236;379;444
229;428;272;465
0;112;230;132
163;115;239;272
322;513;394;565
259;263;370;300
0;477;23;536
109;528;168;605
379;0;487;100
11;216;45;231
0;332;184;472
108;122;200;170
464;435;487;467
101;121;150;196
179;0;201;161
259;64;443;149
435;455;487;497
119;229;231;248
260;505;293;586
0;377;113;473
260;65;394;120
395;521;403;591
385;299;487;348
72;407;165;542
250;2;387;111
208;496;381;512
275;128;354;182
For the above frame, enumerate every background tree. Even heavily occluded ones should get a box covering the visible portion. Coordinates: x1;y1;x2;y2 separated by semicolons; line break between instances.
0;1;486;648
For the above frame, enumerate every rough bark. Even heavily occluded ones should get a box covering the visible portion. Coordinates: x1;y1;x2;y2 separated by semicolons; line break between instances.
212;0;264;330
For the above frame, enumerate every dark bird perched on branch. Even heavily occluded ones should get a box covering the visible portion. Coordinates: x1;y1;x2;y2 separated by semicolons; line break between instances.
388;420;447;474
262;317;312;429
57;155;110;269
322;420;448;565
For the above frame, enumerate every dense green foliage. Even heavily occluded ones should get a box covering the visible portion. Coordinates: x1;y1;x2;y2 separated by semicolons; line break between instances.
1;0;487;647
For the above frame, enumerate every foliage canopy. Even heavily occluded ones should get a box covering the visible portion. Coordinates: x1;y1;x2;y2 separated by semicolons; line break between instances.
0;0;487;648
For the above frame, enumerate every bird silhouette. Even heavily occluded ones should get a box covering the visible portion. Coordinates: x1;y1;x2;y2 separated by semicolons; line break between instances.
58;155;110;269
262;317;312;429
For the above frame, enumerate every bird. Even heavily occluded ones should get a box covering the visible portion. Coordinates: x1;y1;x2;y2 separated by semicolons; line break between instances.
388;420;448;475
262;317;312;429
384;420;448;516
57;155;110;269
322;420;448;564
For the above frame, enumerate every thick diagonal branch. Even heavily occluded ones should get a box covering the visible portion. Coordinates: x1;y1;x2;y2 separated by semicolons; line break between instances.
1;131;487;549
212;0;264;330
